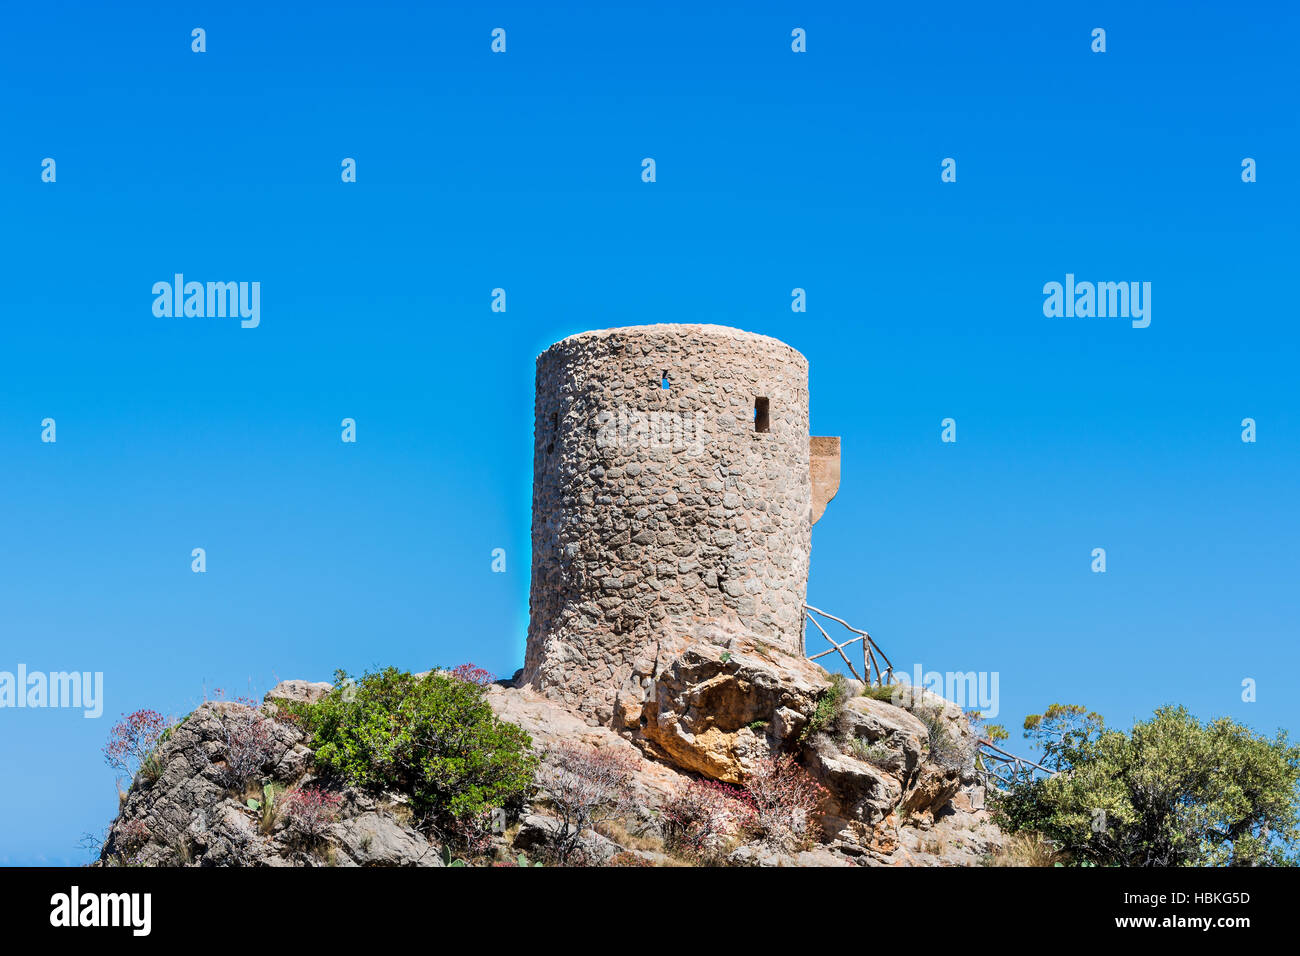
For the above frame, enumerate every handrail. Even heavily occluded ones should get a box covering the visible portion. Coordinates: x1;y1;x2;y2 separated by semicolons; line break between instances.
801;605;1054;791
802;604;894;686
974;738;1056;791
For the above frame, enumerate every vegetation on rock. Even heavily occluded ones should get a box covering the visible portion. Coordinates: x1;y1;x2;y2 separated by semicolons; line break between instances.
286;667;538;831
537;741;639;864
103;709;170;783
662;778;755;861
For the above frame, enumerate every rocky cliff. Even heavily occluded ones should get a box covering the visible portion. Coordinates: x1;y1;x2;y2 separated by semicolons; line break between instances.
98;635;1002;867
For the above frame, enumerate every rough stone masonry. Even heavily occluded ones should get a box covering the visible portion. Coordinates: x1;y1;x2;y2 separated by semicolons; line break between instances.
522;324;840;725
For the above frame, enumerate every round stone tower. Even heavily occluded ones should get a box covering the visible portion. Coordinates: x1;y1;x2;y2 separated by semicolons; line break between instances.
522;324;819;724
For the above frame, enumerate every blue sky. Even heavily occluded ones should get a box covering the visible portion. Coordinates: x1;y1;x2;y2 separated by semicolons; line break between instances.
1;1;1296;864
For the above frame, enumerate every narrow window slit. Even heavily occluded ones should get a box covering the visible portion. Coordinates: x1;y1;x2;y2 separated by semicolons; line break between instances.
754;397;770;433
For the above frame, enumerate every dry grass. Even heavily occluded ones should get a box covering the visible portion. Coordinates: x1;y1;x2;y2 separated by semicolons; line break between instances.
171;839;193;866
387;801;416;828
597;816;665;854
983;832;1064;867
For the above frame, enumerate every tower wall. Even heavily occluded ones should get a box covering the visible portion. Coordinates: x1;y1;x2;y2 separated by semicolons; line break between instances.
523;324;812;723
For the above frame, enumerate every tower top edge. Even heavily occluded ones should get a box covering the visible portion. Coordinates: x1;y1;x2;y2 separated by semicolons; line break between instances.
537;324;807;364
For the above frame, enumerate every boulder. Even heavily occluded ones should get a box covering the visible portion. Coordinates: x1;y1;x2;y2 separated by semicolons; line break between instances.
264;680;333;709
634;640;831;783
512;813;622;865
334;812;440;866
803;740;903;825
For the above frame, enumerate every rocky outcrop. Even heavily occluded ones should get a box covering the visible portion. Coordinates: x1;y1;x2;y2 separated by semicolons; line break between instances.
484;682;692;807
100;650;1003;867
264;680;333;709
630;638;828;783
513;633;1003;866
99;693;443;868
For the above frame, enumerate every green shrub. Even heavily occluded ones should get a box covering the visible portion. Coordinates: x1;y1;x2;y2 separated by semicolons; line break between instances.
801;673;851;743
914;705;971;770
849;738;893;765
293;667;538;826
860;683;899;703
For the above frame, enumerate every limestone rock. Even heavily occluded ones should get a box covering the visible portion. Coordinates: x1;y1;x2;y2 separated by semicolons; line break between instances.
803;742;903;825
486;683;691;804
512;813;622;865
98;667;1005;868
635;639;830;783
334;812;439;867
98;699;440;869
263;680;334;711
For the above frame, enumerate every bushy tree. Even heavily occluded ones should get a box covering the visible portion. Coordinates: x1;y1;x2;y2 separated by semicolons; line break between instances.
993;703;1300;866
293;667;537;828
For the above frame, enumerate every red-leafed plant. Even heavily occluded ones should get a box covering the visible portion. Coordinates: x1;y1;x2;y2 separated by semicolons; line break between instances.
116;818;152;853
281;786;343;842
450;663;495;687
743;754;828;851
662;778;756;860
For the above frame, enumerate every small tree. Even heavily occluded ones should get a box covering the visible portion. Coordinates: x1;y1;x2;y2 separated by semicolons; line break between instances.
221;702;279;788
539;742;638;864
103;709;169;781
295;666;537;828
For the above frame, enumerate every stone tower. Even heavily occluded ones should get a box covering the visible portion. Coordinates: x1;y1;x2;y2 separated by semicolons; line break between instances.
522;324;840;725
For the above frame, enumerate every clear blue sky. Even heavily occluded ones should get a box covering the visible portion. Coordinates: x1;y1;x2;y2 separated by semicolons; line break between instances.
1;1;1295;864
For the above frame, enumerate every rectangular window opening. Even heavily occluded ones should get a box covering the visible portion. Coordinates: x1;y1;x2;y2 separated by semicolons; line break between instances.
754;397;770;433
